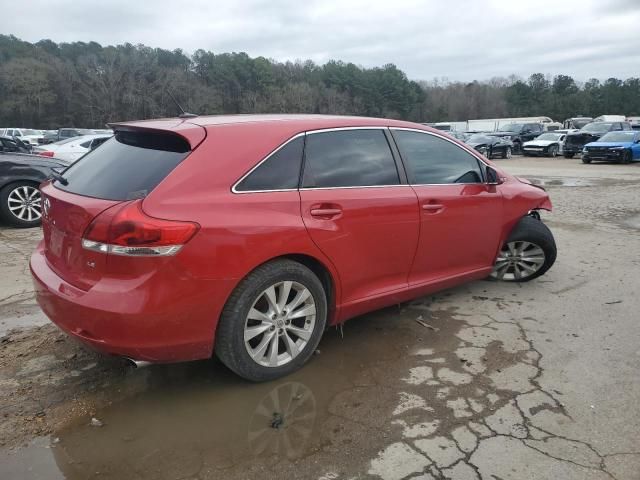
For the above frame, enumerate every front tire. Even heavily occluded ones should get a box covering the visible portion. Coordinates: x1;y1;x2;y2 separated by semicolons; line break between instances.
564;153;574;159
0;181;42;228
582;156;592;164
513;142;521;155
215;259;327;382
548;145;558;157
502;147;512;159
491;216;556;282
622;150;632;164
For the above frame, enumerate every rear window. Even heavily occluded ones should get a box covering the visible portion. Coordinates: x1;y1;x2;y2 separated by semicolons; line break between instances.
235;136;304;192
302;129;399;188
56;131;190;200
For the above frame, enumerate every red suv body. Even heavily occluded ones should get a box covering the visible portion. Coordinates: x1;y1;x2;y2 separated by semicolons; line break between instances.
30;115;554;379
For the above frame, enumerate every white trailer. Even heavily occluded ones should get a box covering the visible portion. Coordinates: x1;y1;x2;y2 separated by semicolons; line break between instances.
466;116;553;132
594;115;626;122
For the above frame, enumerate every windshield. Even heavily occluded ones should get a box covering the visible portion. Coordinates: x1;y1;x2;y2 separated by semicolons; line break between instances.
468;134;491;143
498;123;522;132
572;119;591;129
22;129;39;136
599;131;636;142
52;137;81;145
536;133;562;141
581;123;612;134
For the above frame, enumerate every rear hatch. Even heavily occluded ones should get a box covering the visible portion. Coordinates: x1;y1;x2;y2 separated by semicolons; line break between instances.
41;128;199;290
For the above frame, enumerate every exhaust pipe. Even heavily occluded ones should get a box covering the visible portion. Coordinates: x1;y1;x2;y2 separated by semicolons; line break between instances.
125;358;153;368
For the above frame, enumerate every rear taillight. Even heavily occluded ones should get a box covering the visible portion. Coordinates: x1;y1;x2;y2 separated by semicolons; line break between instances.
82;200;199;256
38;151;54;157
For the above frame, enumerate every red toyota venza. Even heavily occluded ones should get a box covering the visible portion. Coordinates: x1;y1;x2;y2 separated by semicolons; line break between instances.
30;115;556;381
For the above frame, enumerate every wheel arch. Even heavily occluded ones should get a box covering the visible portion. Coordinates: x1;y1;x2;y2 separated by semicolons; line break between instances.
279;253;336;318
216;252;341;336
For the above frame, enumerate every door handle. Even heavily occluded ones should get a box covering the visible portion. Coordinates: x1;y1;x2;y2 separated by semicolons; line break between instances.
422;203;444;213
310;208;342;218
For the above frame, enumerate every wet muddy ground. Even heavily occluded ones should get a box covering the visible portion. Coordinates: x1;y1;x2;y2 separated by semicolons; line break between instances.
1;157;639;479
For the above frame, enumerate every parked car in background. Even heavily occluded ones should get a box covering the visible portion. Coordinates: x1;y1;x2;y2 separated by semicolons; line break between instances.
593;115;626;123
41;128;99;144
522;132;567;157
0;128;44;146
563;121;632;158
627;117;640;130
0;136;33;153
543;122;563;131
33;134;112;162
465;133;513;159
449;131;471;142
563;117;593;130
30;115;557;381
487;123;544;153
581;130;640;164
0;151;69;227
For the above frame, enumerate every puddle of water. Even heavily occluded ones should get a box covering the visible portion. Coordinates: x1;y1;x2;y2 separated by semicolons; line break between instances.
0;305;460;480
529;177;599;187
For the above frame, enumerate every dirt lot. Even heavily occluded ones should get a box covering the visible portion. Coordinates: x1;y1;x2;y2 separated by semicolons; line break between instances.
1;157;639;480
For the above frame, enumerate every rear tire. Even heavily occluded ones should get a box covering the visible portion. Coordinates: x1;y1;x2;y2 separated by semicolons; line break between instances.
502;147;512;159
215;259;327;382
0;181;42;228
490;216;556;282
564;153;574;159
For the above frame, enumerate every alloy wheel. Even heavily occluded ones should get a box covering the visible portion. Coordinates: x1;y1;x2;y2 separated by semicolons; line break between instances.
491;241;546;281
244;281;316;367
7;185;41;222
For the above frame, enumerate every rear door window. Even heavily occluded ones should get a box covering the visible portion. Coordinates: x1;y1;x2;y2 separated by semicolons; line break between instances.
392;130;484;184
235;136;304;192
56;131;190;200
302;129;399;188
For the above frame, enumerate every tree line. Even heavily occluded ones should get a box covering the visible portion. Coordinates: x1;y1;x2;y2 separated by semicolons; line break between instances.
1;35;638;129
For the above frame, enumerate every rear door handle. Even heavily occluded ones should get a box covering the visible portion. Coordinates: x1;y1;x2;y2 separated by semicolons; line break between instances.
422;204;444;212
310;208;342;218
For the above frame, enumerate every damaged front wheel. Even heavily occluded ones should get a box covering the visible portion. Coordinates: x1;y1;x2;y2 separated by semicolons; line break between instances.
491;216;557;282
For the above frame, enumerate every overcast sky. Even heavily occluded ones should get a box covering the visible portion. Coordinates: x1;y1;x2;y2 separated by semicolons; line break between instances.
3;0;640;82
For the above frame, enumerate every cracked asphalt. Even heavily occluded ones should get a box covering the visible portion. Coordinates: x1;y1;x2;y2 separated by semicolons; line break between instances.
0;157;639;479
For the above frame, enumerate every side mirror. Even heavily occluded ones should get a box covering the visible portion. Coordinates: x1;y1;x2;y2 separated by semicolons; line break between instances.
486;166;503;185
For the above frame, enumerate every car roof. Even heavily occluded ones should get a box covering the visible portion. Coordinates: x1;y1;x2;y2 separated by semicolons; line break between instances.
110;114;436;148
115;114;419;128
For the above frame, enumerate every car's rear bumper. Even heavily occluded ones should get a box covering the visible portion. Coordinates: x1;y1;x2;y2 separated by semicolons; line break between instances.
30;242;235;362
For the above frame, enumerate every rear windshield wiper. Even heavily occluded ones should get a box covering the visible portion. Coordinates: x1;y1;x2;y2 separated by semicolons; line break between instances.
49;170;68;186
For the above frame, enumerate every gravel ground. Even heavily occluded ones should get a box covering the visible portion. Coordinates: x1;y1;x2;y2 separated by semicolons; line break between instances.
0;157;639;480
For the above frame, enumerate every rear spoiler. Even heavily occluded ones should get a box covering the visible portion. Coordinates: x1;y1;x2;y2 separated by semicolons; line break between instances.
107;119;207;150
